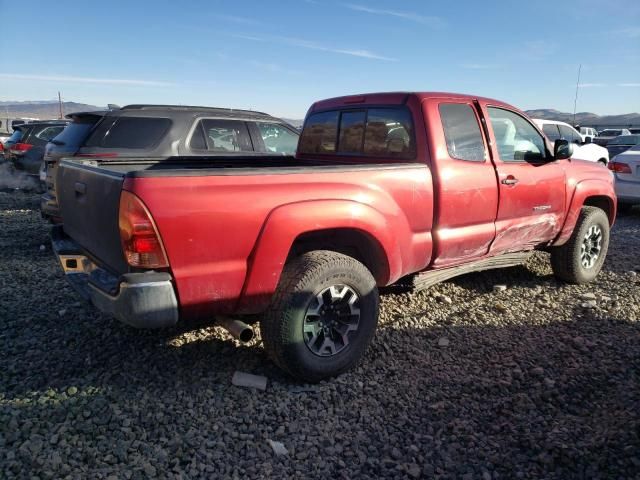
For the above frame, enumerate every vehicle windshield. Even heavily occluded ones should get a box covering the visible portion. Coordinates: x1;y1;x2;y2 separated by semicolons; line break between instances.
600;130;622;136
51;121;98;147
5;129;24;143
608;135;640;145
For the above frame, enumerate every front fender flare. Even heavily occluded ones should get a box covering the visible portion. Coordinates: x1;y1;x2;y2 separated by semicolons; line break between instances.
553;179;616;246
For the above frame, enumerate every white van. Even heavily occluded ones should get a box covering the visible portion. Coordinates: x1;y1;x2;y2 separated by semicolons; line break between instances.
579;126;598;142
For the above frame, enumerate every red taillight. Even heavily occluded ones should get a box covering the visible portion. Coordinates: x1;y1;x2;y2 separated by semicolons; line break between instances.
0;143;4;152
608;161;632;174
119;191;168;268
10;143;33;154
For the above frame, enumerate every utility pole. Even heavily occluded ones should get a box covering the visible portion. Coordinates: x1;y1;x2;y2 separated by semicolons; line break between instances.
572;64;582;127
58;91;63;119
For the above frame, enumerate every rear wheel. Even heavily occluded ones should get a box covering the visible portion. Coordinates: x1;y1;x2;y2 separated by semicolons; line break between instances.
261;250;379;382
551;206;609;284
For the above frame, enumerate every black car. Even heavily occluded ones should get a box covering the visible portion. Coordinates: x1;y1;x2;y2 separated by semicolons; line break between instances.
594;128;631;146
42;104;300;222
606;135;640;159
5;121;68;180
41;112;107;221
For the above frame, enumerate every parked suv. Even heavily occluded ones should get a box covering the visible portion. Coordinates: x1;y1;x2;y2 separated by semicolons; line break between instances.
5;121;68;183
42;105;299;222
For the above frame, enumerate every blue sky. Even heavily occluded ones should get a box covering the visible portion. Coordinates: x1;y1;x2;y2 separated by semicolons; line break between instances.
0;0;638;118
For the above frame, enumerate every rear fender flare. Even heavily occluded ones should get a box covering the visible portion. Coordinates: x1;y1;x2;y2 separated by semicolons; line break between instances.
237;200;401;313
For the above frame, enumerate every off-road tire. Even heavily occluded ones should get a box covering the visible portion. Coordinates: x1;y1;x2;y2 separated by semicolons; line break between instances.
551;206;609;284
261;250;379;382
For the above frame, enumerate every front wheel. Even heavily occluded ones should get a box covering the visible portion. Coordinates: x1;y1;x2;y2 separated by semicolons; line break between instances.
550;206;610;284
261;250;379;382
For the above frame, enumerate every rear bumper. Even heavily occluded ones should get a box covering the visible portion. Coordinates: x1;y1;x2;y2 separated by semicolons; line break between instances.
51;226;179;328
40;192;62;222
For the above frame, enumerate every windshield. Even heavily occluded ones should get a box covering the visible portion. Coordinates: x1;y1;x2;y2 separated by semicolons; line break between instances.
600;130;622;136
6;129;24;143
51;121;97;147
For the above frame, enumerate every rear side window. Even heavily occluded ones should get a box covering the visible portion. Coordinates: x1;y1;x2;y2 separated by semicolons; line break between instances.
299;107;415;158
86;117;171;149
439;103;485;161
558;125;579;142
542;124;561;141
190;119;253;152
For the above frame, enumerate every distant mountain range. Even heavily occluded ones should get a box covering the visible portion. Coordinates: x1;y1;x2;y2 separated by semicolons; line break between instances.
1;101;637;127
0;101;306;125
0;101;103;119
524;109;640;127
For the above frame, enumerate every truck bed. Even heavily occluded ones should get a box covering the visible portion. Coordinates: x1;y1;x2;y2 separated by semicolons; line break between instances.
57;156;434;317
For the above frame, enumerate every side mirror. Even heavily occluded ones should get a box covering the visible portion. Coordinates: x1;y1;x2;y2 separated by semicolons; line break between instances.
554;139;574;160
584;136;592;144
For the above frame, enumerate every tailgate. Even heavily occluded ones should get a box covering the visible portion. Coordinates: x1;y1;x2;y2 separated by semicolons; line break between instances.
57;160;128;273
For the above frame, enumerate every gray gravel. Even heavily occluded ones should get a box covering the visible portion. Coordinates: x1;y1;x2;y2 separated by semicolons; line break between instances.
1;190;640;479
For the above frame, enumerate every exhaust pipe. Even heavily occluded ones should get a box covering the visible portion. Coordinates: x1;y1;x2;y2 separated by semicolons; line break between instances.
217;316;254;343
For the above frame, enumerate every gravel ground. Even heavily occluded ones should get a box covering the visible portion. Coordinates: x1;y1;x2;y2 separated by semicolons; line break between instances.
1;190;639;479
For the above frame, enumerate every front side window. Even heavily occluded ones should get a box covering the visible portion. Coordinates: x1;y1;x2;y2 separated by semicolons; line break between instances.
542;124;561;141
190;119;253;152
488;108;546;162
256;122;298;154
439;103;485;161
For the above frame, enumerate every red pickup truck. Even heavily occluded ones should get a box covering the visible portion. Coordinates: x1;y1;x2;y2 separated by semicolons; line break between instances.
53;92;616;382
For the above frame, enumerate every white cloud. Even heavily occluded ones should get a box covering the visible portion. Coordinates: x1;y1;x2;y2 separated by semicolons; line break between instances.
619;83;640;87
0;73;174;87
342;3;445;28
232;33;397;61
214;14;262;26
614;27;640;38
523;40;557;58
460;63;500;69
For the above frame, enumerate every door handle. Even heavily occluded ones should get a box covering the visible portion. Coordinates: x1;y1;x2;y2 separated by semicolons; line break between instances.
501;176;519;185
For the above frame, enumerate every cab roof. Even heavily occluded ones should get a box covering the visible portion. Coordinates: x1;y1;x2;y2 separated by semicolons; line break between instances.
310;91;514;112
